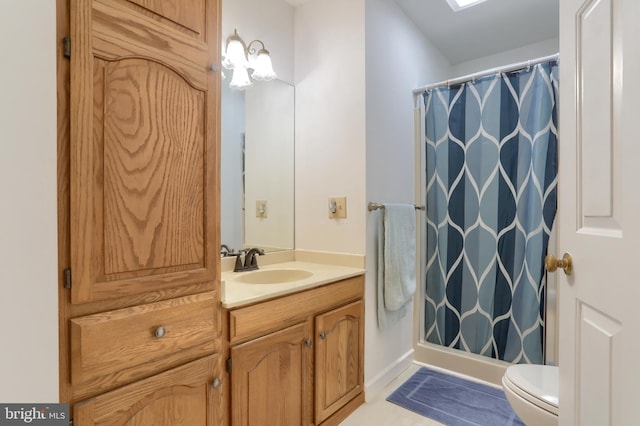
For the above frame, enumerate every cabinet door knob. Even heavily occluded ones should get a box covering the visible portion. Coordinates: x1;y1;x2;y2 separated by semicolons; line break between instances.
212;378;221;389
320;332;327;340
306;339;312;347
154;326;166;339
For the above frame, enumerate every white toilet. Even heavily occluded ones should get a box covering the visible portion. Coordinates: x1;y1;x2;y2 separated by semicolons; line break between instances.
502;364;559;426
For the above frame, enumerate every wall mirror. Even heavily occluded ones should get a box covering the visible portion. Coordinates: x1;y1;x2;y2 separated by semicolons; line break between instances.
221;79;295;255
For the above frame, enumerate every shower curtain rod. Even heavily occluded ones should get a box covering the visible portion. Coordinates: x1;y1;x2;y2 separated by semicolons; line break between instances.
412;53;559;95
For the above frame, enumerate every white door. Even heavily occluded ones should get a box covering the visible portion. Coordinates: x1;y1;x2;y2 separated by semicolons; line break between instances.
557;0;640;425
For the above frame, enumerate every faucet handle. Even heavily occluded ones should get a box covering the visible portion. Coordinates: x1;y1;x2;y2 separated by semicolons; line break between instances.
233;254;243;272
231;249;247;272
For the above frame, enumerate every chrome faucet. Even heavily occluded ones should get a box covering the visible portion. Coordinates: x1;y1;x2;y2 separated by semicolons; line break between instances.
232;248;265;272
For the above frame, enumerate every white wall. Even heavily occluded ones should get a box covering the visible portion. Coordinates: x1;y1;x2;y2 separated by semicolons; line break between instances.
294;0;367;255
0;2;59;402
450;37;559;79
364;0;451;398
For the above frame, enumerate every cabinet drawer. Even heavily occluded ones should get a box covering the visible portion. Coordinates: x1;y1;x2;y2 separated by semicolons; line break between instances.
229;276;363;344
71;292;217;388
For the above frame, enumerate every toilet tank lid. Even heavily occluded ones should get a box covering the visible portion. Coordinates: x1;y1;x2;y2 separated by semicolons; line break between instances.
505;364;559;408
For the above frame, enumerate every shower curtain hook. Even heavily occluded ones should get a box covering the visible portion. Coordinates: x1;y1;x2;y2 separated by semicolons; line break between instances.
526;60;531;72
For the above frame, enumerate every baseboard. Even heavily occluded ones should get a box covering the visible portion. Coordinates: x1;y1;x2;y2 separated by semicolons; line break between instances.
414;342;509;387
364;348;414;402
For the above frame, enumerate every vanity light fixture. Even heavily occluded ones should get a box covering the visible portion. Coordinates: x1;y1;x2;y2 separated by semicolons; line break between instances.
446;0;488;12
222;29;277;90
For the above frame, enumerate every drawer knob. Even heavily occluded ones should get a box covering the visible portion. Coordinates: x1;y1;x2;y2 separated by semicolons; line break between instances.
212;378;221;389
154;326;166;339
305;339;312;347
320;332;327;340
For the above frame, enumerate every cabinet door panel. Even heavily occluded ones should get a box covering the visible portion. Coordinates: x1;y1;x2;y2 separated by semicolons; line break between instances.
73;355;220;426
70;0;220;303
315;300;364;424
231;322;311;426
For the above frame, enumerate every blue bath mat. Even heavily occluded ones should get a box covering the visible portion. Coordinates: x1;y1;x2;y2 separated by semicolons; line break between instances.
386;367;524;426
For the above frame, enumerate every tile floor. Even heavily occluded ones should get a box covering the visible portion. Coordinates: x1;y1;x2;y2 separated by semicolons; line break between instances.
339;364;444;426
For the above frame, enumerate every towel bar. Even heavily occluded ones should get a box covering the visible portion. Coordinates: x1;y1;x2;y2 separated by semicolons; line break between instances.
368;202;425;211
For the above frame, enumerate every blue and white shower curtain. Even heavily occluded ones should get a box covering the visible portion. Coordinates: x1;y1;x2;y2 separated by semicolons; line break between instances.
424;61;558;364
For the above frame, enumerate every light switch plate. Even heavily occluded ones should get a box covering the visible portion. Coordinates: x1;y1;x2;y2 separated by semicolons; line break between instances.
328;197;347;219
256;200;268;218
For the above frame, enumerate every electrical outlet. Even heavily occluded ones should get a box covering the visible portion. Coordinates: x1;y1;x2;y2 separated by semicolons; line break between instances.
328;197;347;219
256;200;268;218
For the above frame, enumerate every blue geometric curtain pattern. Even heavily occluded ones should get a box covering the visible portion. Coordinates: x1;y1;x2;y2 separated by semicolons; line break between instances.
423;61;558;364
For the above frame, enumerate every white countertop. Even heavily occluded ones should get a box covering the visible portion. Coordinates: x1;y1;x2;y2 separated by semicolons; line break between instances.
221;260;365;309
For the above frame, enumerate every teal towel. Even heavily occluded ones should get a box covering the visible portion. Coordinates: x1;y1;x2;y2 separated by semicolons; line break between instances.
377;203;416;330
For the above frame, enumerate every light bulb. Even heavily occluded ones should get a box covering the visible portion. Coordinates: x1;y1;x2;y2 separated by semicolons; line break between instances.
251;50;276;81
224;39;248;70
229;65;252;90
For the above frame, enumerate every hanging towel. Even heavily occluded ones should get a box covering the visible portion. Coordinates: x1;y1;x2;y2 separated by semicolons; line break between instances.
377;203;416;330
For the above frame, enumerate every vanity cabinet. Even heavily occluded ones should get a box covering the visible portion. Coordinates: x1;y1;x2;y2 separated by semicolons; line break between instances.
73;355;222;425
57;0;224;423
231;323;312;426
227;276;365;426
315;300;364;424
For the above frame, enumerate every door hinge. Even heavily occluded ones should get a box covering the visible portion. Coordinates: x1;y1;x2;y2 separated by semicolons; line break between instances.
226;357;232;373
63;36;71;59
69;419;73;426
63;268;72;289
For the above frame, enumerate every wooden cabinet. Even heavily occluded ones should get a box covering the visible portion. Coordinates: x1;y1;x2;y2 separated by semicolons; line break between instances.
227;276;365;426
73;355;221;426
69;292;217;394
315;300;364;424
57;0;223;424
68;0;220;305
231;323;312;426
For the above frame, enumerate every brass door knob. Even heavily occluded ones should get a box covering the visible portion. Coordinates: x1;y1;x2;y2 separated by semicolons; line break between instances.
545;253;573;275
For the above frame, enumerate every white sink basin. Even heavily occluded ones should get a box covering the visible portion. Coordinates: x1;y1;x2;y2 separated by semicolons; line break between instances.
234;269;314;284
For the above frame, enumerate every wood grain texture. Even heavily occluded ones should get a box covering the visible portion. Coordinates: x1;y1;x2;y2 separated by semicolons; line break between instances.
70;0;97;304
61;0;222;419
102;58;204;274
71;292;216;388
73;355;218;425
229;276;364;345
231;323;312;426
57;0;72;403
128;0;205;35
93;0;208;89
227;277;365;426
59;0;221;404
69;0;220;304
317;393;365;426
315;300;364;424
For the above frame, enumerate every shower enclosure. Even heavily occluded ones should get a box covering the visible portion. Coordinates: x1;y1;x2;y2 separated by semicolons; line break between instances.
415;57;559;369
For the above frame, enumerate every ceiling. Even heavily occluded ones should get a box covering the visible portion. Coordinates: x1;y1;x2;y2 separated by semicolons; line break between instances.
394;0;559;65
284;0;559;66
